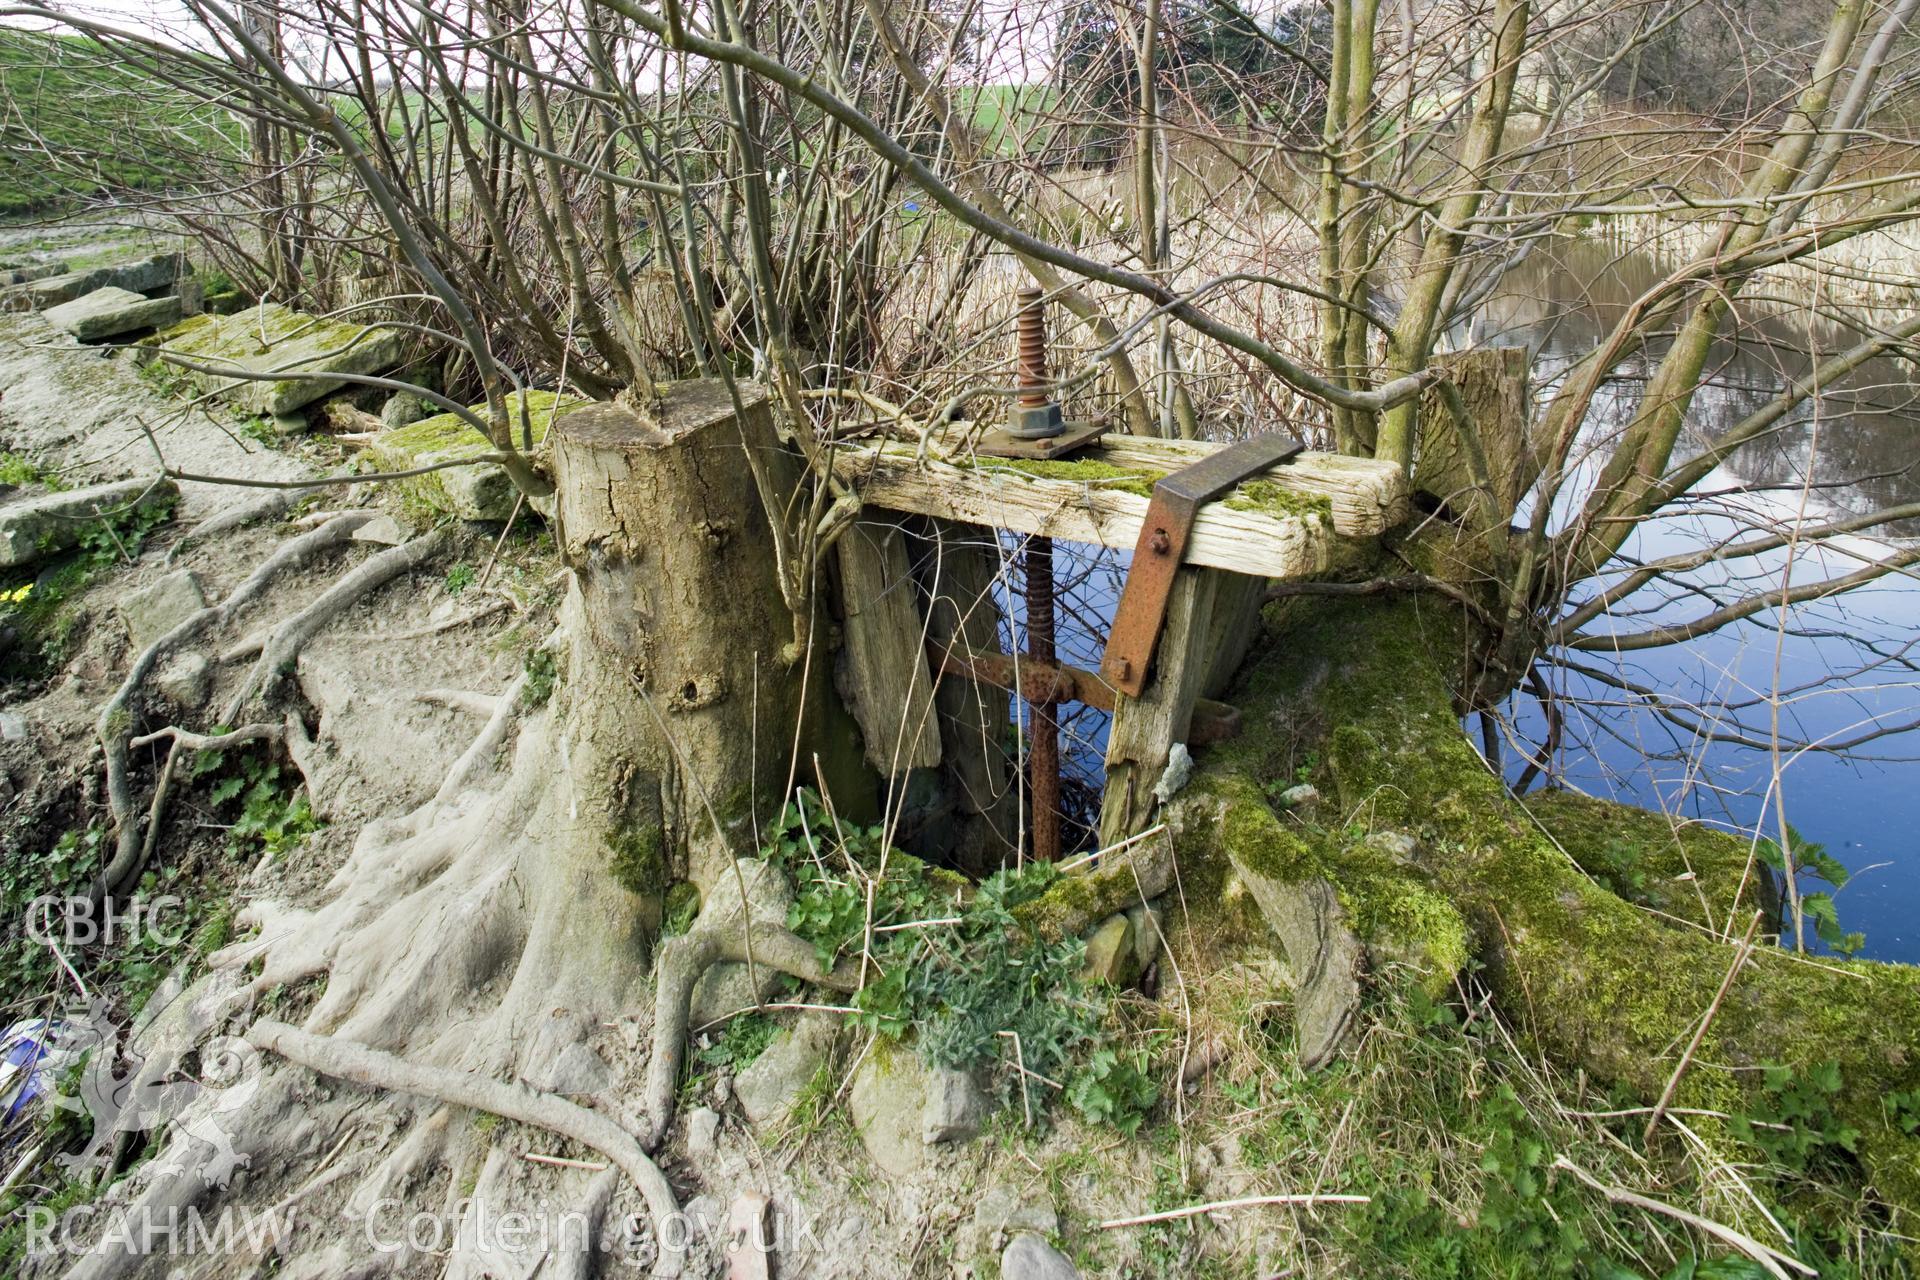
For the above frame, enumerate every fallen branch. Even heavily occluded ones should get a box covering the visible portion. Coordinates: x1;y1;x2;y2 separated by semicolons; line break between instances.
246;1019;684;1277
1098;1193;1370;1230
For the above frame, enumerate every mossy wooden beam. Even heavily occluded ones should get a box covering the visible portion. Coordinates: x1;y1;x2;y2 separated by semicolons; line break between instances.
830;436;1406;578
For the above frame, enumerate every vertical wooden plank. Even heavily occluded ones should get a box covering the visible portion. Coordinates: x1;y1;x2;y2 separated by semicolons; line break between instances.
835;520;942;772
1100;566;1231;847
918;518;1020;869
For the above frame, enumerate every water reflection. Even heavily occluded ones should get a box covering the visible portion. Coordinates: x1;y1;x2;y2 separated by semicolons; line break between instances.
1480;237;1920;960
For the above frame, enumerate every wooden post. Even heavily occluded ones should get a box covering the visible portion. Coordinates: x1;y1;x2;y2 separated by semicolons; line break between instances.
1099;566;1265;846
834;520;941;773
916;518;1020;874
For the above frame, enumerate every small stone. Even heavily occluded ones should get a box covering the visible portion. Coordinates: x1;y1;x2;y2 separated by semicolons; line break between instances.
1001;1232;1079;1280
120;570;206;650
1275;783;1320;809
686;1107;720;1161
380;391;433;428
0;712;27;741
1365;831;1421;864
45;287;182;341
1080;913;1140;988
152;651;211;709
350;514;406;546
736;1011;843;1126
0;477;177;569
1150;742;1193;804
922;1067;988;1145
689;960;780;1031
270;413;308;436
848;1053;932;1178
174;276;205;317
969;1185;1060;1256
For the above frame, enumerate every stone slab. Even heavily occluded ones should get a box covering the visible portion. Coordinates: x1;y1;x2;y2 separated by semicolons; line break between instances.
119;569;206;649
146;302;404;416
46;287;183;341
4;253;187;311
0;477;177;569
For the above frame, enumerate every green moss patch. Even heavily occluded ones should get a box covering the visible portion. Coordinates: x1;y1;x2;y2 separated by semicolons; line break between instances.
369;389;584;521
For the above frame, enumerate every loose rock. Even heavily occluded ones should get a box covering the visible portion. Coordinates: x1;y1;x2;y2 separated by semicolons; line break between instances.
45;287;182;342
686;1107;720;1161
1080;912;1140;988
152;651;212;709
1001;1232;1079;1280
120;569;206;649
0;477;177;569
735;1011;843;1126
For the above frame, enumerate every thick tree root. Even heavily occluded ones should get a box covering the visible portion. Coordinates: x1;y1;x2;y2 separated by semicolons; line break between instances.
94;511;376;900
639;858;862;1151
247;1019;685;1277
220;528;450;722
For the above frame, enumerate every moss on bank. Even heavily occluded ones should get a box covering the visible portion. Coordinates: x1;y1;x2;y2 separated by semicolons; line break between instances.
1257;593;1920;1228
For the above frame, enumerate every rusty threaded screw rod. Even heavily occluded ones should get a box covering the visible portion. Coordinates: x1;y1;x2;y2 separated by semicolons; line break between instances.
1016;286;1049;408
1016;286;1062;862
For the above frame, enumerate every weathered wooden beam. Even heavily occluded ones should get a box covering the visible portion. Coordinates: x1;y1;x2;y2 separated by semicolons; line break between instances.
834;520;941;771
1099;566;1265;846
913;517;1019;873
831;436;1406;579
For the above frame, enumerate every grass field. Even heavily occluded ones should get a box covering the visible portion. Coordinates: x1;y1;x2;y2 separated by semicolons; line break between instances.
0;28;226;218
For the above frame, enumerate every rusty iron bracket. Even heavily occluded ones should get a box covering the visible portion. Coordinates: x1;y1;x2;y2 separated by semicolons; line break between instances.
1099;432;1305;697
931;643;1243;745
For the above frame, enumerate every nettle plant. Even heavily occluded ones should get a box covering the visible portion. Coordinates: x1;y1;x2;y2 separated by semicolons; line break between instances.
1758;827;1864;956
758;789;1158;1133
186;738;323;862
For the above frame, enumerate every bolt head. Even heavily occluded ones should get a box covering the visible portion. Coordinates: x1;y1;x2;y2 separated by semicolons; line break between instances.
1149;529;1170;554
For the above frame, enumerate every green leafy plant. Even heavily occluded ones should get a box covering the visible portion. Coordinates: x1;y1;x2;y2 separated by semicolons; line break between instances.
1731;1062;1861;1173
521;647;558;706
188;738;324;861
1067;1044;1160;1134
697;1011;777;1072
443;562;476;595
0;452;63;489
759;790;1131;1130
1757;827;1863;955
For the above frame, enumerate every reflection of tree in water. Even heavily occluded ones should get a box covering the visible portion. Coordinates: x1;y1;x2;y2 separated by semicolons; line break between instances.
1481;239;1920;534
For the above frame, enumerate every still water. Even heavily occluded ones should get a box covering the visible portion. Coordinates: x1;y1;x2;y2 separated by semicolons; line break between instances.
1482;239;1920;961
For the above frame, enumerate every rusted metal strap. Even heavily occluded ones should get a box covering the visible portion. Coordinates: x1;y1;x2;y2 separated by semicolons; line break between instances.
932;645;1242;746
1099;432;1304;697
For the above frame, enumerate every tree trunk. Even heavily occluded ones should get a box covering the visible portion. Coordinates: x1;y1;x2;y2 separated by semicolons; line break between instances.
550;383;849;901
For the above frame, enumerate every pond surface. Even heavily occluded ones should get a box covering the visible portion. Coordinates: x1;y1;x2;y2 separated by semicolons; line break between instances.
1479;239;1920;961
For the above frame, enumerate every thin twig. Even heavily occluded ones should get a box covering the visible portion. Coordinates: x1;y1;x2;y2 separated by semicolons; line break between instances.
1645;911;1762;1144
1552;1155;1814;1279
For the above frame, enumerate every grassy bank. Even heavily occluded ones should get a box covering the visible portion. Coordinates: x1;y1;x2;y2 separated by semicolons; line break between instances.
0;28;226;217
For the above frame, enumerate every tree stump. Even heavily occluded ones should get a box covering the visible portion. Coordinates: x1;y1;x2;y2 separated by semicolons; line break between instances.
550;382;828;901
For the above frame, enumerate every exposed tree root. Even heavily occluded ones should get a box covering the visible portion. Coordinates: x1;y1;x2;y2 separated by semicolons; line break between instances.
166;485;325;561
220;529;450;722
94;511;375;900
639;858;863;1150
247;1019;685;1277
1186;594;1920;1219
